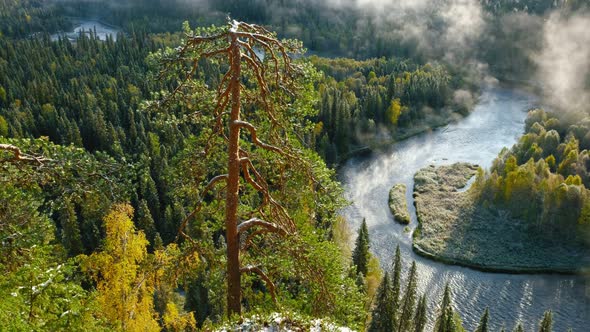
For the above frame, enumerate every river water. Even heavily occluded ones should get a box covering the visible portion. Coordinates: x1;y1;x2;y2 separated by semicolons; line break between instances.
50;19;121;42
339;87;590;331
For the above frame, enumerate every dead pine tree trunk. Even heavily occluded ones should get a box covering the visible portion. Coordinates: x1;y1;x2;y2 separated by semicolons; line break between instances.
226;31;242;317
162;19;305;319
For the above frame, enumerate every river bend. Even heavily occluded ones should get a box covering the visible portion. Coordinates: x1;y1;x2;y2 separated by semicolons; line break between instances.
339;88;590;331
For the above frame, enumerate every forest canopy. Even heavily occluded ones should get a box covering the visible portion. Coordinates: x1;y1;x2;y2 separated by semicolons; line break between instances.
0;0;588;330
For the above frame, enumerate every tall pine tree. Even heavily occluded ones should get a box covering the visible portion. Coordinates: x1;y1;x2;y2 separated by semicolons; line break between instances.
414;294;427;332
352;218;370;277
369;272;395;332
398;261;418;332
513;323;524;332
539;310;553;332
434;283;465;332
475;308;489;332
391;244;402;314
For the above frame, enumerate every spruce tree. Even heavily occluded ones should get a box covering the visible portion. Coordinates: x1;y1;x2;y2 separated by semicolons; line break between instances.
513;323;524;332
435;283;453;332
539;311;553;332
475;308;489;332
414;294;427;332
389;244;403;330
392;244;402;310
398;261;418;332
58;198;83;255
136;199;156;249
352;218;370;277
443;309;459;332
369;272;395;332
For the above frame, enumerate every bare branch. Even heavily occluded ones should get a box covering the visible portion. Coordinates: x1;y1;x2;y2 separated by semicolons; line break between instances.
0;144;50;165
241;228;268;251
186;33;228;45
174;174;228;243
201;47;231;59
237;218;286;236
240;265;277;303
233;121;286;155
240;158;266;194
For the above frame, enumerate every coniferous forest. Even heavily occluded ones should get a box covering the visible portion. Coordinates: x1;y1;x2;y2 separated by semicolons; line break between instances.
1;0;589;331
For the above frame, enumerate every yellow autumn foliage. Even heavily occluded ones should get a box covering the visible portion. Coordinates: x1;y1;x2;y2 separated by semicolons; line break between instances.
83;204;160;332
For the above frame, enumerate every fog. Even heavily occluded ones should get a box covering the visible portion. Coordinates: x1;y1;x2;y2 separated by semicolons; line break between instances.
295;0;589;115
48;0;590;114
534;12;590;112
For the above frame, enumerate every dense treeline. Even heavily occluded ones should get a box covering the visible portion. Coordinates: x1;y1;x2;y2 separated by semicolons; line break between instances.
0;31;191;255
0;1;582;329
4;0;583;101
0;0;505;250
0;0;71;38
0;24;370;329
5;0;583;63
475;109;590;247
17;0;581;84
0;137;135;330
309;56;472;164
0;29;471;241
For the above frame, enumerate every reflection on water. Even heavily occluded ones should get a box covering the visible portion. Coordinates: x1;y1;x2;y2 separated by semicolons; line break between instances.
339;88;590;331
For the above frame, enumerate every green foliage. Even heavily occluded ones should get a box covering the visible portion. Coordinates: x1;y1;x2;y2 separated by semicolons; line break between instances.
434;283;466;332
0;137;136;330
538;310;553;332
151;22;367;327
391;245;402;316
475;308;490;332
309;56;464;164
366;252;562;332
0;184;107;331
0;4;579;329
369;251;429;332
398;261;418;332
0;0;71;38
1;137;132;253
352;219;370;277
513;323;525;332
477;109;590;248
0;115;7;136
368;272;395;332
414;295;427;332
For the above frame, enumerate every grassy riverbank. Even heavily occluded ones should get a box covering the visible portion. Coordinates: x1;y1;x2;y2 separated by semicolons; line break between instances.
412;163;590;274
388;184;410;224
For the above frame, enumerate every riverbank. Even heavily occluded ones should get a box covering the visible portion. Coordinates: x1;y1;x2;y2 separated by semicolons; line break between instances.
388;184;410;224
339;108;463;164
412;163;590;274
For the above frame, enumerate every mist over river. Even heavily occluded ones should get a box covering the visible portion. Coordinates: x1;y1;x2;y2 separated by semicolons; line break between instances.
50;19;121;42
339;87;590;331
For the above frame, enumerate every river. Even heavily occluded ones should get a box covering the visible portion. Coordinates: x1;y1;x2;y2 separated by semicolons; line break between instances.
339;87;590;331
50;19;121;42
